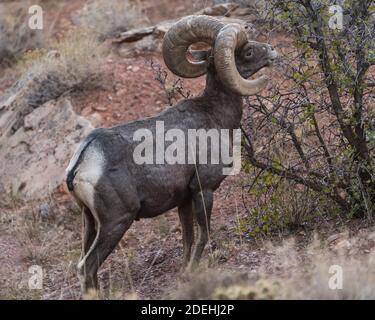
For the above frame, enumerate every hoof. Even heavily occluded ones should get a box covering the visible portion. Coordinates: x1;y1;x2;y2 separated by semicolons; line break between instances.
83;288;99;300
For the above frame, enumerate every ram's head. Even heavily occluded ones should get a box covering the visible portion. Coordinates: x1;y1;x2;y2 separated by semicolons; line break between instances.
162;15;277;96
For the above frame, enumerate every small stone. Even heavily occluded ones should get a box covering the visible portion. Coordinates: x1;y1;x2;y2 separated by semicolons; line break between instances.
39;203;50;219
81;106;92;116
327;232;348;244
335;239;351;250
87;112;103;127
116;26;156;42
171;224;181;233
327;234;341;244
92;105;108;112
155;22;174;36
116;89;127;96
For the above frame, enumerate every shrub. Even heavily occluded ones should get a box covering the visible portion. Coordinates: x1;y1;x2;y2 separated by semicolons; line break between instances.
149;60;191;105
239;157;338;238
0;3;44;67
238;172;337;237
18;29;108;108
242;0;375;220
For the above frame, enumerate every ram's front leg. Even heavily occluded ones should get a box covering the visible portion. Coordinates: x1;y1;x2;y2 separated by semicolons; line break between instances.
178;199;194;268
187;190;213;271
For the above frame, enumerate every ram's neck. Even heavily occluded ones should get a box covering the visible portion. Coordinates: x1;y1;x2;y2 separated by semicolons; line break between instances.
201;69;243;129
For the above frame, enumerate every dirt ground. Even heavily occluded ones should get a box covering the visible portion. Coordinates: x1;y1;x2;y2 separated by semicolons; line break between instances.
1;0;375;300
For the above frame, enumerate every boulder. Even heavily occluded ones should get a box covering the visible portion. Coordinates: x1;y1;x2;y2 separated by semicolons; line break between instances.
112;3;260;54
0;98;93;199
198;3;240;16
114;26;156;43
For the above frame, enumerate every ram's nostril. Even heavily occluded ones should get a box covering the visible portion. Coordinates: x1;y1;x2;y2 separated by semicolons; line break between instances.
268;46;278;60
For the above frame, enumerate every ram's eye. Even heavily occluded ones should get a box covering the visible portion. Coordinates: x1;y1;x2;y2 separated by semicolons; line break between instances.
245;48;254;59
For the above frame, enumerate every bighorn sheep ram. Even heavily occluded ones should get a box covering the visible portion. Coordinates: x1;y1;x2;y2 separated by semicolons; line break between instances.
66;15;277;294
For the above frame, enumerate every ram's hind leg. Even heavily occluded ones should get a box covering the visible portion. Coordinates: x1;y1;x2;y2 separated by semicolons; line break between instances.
76;180;139;297
178;199;194;268
79;212;134;296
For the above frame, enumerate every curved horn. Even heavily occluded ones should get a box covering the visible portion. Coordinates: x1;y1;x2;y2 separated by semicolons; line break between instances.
162;15;225;78
214;24;269;96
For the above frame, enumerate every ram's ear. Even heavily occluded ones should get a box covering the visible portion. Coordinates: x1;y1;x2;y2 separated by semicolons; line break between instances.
187;49;210;62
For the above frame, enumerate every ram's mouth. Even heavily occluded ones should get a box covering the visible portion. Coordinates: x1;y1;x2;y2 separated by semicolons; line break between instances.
246;63;271;79
266;58;276;67
247;50;278;78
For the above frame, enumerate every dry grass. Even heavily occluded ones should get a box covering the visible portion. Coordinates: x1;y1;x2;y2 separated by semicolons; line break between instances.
0;3;44;67
16;28;108;107
171;233;375;300
77;0;148;38
0;194;141;300
2;193;375;300
0;195;82;299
